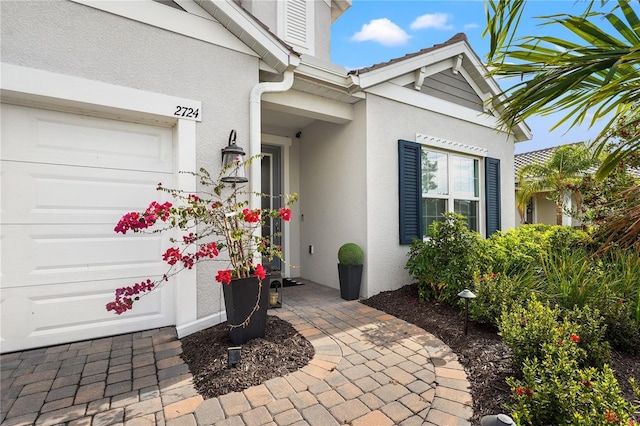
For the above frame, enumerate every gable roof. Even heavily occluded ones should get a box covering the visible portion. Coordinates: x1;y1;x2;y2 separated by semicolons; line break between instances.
347;33;532;142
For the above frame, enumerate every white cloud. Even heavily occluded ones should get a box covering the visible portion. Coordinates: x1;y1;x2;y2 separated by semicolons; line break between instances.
351;18;411;47
464;23;480;30
410;13;454;31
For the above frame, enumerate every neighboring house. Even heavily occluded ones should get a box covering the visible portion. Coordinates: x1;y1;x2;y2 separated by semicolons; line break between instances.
514;145;584;227
0;0;530;352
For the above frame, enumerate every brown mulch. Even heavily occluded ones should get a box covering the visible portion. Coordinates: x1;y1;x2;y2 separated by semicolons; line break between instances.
180;315;314;398
180;284;640;423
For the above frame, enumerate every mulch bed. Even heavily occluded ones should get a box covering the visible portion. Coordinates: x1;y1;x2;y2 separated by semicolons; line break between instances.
180;284;640;423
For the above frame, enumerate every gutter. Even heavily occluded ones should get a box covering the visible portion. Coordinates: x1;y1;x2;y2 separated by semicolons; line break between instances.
249;69;296;210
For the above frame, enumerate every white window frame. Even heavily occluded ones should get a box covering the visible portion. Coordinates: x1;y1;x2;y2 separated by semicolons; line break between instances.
420;146;483;235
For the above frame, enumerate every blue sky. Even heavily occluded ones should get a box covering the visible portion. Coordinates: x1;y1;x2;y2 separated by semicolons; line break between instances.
329;1;614;154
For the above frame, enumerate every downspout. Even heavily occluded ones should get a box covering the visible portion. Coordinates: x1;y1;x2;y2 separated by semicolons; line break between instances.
248;69;295;210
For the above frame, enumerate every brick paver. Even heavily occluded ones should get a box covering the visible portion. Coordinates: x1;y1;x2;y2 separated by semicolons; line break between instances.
0;280;472;425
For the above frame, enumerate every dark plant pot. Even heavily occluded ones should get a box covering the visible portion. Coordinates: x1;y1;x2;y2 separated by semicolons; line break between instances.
222;275;270;344
338;264;363;301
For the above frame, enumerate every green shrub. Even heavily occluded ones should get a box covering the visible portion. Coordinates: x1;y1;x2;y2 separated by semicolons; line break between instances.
542;249;609;310
338;243;364;265
597;299;640;353
499;294;576;369
405;213;484;304
507;349;636;426
485;225;588;275
562;305;611;368
469;272;540;326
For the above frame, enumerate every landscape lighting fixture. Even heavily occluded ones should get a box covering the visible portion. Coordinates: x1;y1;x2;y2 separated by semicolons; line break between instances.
481;414;515;426
458;288;476;335
228;346;241;367
221;130;248;184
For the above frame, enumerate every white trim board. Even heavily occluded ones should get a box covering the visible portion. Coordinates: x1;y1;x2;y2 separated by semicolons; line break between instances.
1;63;201;123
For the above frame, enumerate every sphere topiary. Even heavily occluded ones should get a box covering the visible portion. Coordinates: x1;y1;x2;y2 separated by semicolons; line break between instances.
338;243;364;265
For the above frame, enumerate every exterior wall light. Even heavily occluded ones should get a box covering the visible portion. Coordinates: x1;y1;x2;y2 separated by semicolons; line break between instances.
458;288;476;335
221;130;248;184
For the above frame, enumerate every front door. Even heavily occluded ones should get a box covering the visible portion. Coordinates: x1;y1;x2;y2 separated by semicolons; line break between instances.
261;145;282;273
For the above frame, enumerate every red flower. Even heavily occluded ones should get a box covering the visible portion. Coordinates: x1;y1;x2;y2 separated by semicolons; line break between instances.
581;380;593;388
524;388;534;397
570;334;581;343
558;339;564;346
162;247;182;265
183;233;197;244
242;208;261;223
196;242;219;259
254;264;267;280
278;208;292;221
605;410;618;422
515;387;524;395
216;270;232;284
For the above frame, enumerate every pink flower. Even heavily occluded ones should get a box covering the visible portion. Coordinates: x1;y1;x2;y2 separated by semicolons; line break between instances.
254;264;266;280
196;242;219;259
106;279;155;315
162;247;182;265
242;208;261;223
216;270;232;284
278;208;292;221
183;233;197;244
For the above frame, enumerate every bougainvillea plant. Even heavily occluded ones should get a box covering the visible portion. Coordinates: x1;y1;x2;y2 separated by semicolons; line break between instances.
106;155;298;326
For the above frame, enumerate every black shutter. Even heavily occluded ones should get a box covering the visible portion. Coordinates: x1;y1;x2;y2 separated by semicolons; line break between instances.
485;157;501;236
398;140;423;244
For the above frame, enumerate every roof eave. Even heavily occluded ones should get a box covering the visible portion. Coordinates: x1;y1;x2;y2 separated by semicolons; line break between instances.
195;0;299;73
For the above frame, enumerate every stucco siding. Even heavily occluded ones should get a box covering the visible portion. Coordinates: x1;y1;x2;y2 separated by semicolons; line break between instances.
364;93;516;297
1;0;259;319
299;102;367;292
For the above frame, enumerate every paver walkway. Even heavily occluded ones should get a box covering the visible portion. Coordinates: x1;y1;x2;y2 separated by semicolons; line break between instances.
1;281;472;425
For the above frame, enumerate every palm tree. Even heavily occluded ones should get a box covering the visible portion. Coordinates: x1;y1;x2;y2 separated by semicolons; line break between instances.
516;144;595;225
484;0;640;178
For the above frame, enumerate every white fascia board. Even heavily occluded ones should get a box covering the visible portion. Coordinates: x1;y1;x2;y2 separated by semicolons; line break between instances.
296;58;354;92
331;0;352;22
70;0;255;58
357;42;468;89
196;0;296;72
366;81;501;130
262;90;353;124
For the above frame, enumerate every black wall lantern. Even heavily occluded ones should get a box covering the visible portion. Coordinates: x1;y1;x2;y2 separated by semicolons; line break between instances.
221;130;248;184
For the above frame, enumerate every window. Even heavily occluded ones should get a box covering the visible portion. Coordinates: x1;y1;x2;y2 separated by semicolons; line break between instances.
422;149;479;232
399;139;501;244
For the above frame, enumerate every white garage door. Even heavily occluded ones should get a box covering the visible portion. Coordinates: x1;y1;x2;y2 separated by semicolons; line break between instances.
1;104;176;353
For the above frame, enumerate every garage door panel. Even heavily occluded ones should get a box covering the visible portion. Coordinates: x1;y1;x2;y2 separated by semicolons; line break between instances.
1;160;172;224
2;224;171;288
1;103;177;352
1;104;172;172
0;278;174;353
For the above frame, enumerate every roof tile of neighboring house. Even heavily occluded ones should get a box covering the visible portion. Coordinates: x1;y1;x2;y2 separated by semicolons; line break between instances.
515;143;640;177
348;33;469;76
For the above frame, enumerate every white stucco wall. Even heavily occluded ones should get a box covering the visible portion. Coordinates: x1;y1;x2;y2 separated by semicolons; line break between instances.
299;101;367;291
364;93;517;298
1;0;259;319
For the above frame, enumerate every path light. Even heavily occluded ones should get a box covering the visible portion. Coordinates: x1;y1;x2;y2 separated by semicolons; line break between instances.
481;414;515;426
228;346;241;367
458;289;476;335
221;130;248;184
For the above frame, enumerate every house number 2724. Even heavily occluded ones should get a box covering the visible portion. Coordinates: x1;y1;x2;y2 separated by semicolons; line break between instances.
174;106;199;119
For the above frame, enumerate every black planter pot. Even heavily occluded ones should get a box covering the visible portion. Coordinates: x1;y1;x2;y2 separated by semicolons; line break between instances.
222;275;269;344
338;264;363;301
